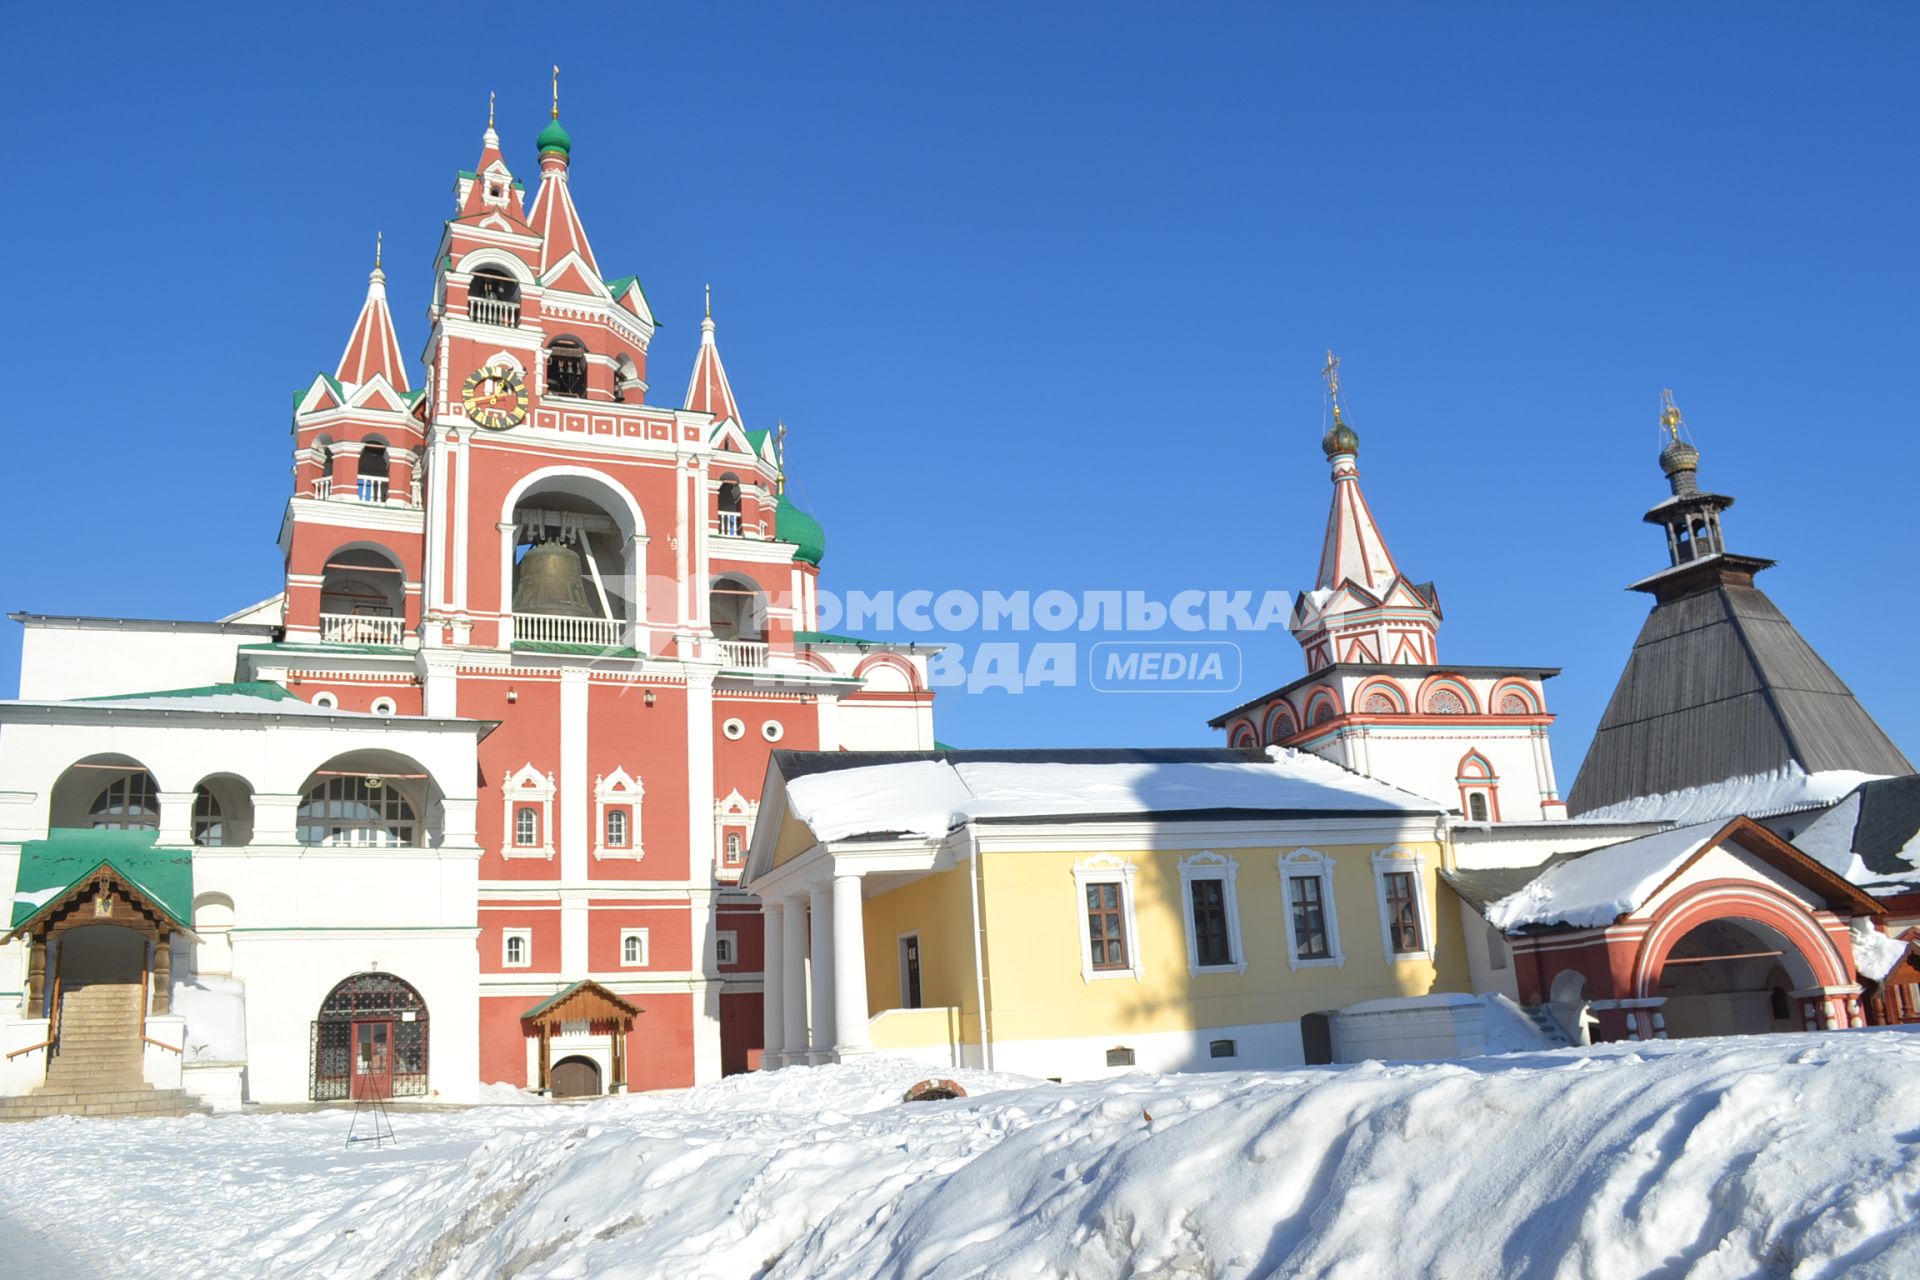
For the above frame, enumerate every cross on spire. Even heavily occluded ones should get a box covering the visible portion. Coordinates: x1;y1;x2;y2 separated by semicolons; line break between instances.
488;90;495;129
374;230;382;271
1660;388;1684;441
552;65;561;118
1322;349;1345;423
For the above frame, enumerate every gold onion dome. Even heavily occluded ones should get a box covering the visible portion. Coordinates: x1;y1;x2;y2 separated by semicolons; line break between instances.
1322;418;1360;459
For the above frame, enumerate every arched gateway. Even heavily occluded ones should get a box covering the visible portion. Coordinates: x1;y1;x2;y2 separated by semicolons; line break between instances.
310;972;430;1101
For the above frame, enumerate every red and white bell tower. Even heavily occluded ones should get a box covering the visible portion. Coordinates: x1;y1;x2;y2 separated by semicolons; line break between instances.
264;83;936;1092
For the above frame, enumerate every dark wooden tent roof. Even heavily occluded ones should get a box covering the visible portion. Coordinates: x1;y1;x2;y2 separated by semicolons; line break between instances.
1569;577;1911;815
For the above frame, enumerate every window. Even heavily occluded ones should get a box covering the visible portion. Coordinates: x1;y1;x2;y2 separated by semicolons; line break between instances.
192;786;224;847
1279;849;1343;969
620;929;649;967
1072;857;1141;981
89;771;160;831
1209;1039;1237;1059
605;809;628;849
1105;1047;1135;1068
514;806;540;847
1178;852;1245;974
503;929;531;968
370;697;397;717
721;718;746;741
761;720;784;742
1467;793;1490;822
1383;872;1422;952
1290;876;1331;960
725;832;743;865
1087;883;1128;970
546;338;588;398
312;692;338;710
593;769;643;860
298;776;418;848
715;931;738;966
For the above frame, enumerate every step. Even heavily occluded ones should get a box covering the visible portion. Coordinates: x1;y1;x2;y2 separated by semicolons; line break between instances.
30;1089;161;1106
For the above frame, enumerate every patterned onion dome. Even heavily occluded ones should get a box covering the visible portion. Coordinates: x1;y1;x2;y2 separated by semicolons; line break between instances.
1322;419;1360;459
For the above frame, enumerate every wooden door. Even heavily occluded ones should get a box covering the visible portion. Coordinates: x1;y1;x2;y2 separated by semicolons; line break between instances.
902;935;922;1009
551;1056;601;1098
352;1020;393;1099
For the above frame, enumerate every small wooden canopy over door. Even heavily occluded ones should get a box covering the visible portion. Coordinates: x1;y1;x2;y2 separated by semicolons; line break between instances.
520;980;642;1095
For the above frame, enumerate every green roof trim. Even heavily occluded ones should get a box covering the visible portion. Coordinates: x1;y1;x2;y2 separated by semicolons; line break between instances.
521;978;638;1022
744;429;772;456
76;680;298;705
602;274;654;314
795;631;876;647
402;389;426;405
237;642;409;656
511;641;643;658
934;740;958;752
9;830;193;932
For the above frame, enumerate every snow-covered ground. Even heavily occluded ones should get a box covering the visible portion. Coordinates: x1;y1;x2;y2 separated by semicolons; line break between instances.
4;1031;1918;1278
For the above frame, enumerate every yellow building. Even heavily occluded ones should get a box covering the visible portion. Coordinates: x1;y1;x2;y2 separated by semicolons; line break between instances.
743;748;1486;1080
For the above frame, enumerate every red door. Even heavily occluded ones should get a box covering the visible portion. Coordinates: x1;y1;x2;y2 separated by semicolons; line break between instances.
352;1020;393;1099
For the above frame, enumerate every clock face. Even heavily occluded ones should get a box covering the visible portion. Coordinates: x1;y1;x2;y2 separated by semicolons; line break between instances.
462;364;529;430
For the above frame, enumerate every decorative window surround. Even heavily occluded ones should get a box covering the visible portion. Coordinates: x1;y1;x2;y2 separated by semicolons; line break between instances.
620;928;649;967
1072;854;1143;983
713;790;758;871
503;928;532;968
593;768;644;861
501;763;556;860
1371;846;1435;964
1280;848;1344;970
715;931;738;966
1177;851;1247;975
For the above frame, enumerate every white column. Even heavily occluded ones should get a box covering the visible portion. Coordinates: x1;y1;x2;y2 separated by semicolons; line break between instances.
831;874;872;1057
560;669;589;882
781;897;808;1056
155;791;197;847
808;883;836;1061
761;902;786;1068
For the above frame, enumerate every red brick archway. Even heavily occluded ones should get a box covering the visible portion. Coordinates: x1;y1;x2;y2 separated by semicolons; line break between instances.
1631;879;1856;1027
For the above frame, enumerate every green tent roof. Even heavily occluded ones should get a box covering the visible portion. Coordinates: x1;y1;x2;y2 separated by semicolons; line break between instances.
9;829;193;932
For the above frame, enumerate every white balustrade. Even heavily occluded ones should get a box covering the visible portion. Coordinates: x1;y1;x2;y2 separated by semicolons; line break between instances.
514;614;629;648
716;640;770;668
320;614;404;645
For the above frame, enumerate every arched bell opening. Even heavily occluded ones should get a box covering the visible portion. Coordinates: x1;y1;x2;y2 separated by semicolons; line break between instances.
1650;917;1822;1039
508;474;639;648
319;545;406;645
717;473;743;537
469;265;521;327
355;435;392;504
545;336;589;399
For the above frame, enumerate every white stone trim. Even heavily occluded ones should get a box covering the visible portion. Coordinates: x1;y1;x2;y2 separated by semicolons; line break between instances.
619;927;650;967
500;763;556;860
1278;848;1344;970
1176;851;1247;975
592;768;644;861
1071;854;1143;983
1371;845;1435;964
715;930;738;966
502;927;532;968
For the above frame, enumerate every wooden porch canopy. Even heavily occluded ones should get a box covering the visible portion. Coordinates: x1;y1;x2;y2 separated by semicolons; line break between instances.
5;829;197;1018
520;980;641;1095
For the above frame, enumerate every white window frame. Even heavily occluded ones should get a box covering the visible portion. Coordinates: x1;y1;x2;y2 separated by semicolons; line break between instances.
370;696;397;717
502;928;532;969
1371;846;1435;964
715;930;738;966
712;791;759;875
1177;851;1247;975
500;764;556;860
311;691;338;710
593;768;644;861
1072;855;1143;983
620;928;650;968
1279;848;1344;970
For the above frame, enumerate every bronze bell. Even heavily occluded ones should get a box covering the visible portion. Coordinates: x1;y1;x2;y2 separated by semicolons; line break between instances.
512;541;595;617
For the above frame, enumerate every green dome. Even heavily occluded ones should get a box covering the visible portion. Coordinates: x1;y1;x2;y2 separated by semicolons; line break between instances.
775;494;826;566
537;115;572;156
1322;419;1360;459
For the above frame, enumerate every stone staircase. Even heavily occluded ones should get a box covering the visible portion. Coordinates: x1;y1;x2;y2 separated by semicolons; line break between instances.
1526;1001;1574;1049
0;982;205;1122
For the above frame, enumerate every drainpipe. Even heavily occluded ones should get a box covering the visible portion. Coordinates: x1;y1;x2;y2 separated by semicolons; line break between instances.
966;829;993;1071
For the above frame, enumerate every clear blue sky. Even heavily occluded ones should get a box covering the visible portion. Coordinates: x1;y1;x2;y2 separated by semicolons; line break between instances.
5;4;1916;784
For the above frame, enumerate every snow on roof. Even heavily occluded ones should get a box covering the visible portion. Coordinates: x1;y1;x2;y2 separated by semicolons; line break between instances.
783;748;1437;844
1485;820;1725;931
1577;766;1885;826
1848;920;1911;984
1793;790;1920;891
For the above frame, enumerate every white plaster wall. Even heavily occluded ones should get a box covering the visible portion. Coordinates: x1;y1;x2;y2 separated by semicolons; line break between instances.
984;1019;1308;1082
18;624;266;701
1458;899;1521;1001
1638;843;1821;917
1332;1000;1487;1063
1339;730;1555;821
1451;820;1669;872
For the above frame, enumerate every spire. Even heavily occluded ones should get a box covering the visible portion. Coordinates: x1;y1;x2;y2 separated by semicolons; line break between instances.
1635;389;1753;586
1313;350;1396;595
527;68;598;280
335;235;409;392
683;285;743;423
458;95;522;222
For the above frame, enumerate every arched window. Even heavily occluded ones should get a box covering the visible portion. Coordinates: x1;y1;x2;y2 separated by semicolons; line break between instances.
606;808;629;849
310;972;430;1100
514;805;541;848
89;771;159;830
469;266;520;327
622;933;644;965
710;574;766;643
298;776;419;848
546;337;588;398
505;933;528;966
356;438;391;504
193;786;224;846
312;437;336;500
725;832;743;864
1468;793;1490;822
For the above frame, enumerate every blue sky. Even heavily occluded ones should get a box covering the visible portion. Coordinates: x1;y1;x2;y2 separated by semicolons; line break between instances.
4;4;1916;782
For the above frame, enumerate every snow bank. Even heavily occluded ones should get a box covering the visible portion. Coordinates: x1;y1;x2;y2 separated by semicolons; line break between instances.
169;976;247;1062
5;1036;1920;1277
785;749;1434;843
1485;820;1721;930
1580;766;1882;825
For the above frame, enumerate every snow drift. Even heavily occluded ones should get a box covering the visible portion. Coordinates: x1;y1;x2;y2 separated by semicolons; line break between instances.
4;1033;1918;1278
